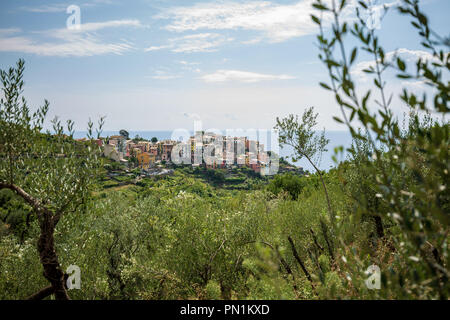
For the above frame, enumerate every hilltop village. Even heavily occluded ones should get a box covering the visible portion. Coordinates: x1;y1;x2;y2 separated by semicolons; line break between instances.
75;131;304;190
99;132;277;173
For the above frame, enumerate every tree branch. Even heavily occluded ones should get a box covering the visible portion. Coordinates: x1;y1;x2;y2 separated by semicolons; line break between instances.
303;153;334;221
0;182;48;216
287;236;314;285
27;285;54;300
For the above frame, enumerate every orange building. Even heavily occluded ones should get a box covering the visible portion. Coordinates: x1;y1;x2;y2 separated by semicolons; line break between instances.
137;152;156;169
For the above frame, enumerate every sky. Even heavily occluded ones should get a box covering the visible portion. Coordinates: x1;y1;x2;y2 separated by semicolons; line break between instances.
0;0;448;132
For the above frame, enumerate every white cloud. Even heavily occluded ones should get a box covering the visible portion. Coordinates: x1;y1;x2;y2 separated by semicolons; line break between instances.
152;74;181;80
145;45;171;51
156;0;329;43
178;60;200;66
177;60;202;73
154;0;406;46
401;80;429;91
0;28;22;35
18;0;116;13
150;70;181;80
62;19;142;34
394;48;437;61
172;33;233;53
241;37;264;45
0;35;133;57
146;33;234;53
200;69;295;83
0;20;141;57
18;4;69;13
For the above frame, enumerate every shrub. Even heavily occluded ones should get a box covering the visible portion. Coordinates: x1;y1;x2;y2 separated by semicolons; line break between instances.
267;173;306;200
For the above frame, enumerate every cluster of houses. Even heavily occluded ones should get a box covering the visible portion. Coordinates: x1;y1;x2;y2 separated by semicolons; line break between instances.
97;132;274;173
101;135;175;168
184;132;271;173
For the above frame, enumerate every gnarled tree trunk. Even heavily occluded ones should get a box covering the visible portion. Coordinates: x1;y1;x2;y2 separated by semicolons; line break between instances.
37;214;70;300
0;183;69;300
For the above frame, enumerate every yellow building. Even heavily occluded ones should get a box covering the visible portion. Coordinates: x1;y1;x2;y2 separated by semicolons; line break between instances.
137;152;156;169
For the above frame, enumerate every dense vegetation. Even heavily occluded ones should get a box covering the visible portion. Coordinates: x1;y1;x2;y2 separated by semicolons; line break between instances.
0;0;448;299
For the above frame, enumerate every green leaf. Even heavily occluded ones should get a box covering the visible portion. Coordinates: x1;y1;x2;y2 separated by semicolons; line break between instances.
312;3;328;11
311;14;321;25
350;48;358;64
397;57;406;71
333;116;344;124
319;82;332;90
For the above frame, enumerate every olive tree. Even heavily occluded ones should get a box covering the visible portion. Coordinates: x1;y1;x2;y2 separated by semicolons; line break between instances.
275;107;332;219
0;59;104;300
312;0;449;298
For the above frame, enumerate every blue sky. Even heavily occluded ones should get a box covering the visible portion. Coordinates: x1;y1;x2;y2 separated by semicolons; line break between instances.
0;0;448;132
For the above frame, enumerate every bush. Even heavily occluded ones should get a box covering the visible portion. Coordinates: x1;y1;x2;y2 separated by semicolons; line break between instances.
267;173;306;200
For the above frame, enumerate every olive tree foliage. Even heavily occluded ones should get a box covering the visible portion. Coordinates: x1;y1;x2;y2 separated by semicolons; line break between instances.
0;59;104;299
274;107;333;219
312;0;449;298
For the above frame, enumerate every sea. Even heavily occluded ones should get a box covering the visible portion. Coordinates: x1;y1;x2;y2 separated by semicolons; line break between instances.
74;130;354;173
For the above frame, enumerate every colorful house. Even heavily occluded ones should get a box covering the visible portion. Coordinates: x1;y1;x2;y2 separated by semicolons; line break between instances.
137;152;156;169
